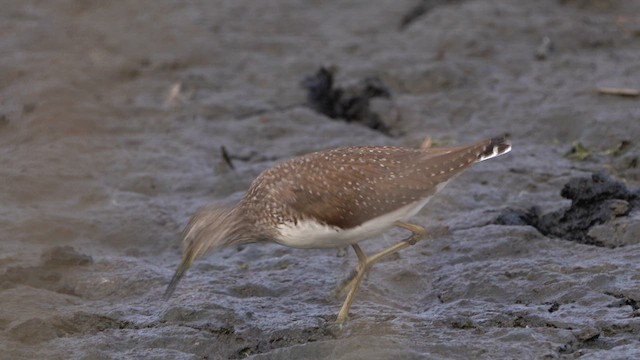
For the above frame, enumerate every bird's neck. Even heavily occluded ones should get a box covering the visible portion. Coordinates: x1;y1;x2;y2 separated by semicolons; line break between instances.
226;203;268;245
235;200;278;244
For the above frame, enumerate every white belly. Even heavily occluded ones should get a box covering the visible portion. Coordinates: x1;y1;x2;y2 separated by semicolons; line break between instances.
273;194;435;249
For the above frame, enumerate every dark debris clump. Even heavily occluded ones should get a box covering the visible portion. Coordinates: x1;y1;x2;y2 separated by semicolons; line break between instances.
301;67;392;135
399;0;467;30
495;172;640;247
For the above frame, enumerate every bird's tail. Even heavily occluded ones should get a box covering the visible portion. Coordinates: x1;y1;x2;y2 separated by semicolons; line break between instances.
476;135;512;162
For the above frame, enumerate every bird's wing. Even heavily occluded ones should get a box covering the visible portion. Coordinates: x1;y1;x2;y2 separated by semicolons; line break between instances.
275;145;473;228
249;137;510;229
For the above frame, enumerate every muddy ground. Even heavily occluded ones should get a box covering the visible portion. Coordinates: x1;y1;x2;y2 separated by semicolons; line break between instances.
2;0;640;359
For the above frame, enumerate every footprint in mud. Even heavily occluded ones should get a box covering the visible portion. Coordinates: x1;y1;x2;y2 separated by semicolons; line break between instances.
227;283;282;298
0;246;93;296
7;312;126;345
7;318;58;345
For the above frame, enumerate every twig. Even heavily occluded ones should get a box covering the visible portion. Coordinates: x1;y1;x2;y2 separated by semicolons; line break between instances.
597;87;640;97
164;82;184;107
220;146;235;170
535;36;553;60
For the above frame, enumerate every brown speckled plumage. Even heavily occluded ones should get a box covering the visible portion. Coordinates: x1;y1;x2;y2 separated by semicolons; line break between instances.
164;136;511;301
241;137;508;231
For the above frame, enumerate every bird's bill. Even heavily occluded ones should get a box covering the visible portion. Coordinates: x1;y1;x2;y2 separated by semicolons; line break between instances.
163;247;196;300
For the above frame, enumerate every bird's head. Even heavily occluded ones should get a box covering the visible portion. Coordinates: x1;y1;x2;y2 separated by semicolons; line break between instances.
163;206;247;299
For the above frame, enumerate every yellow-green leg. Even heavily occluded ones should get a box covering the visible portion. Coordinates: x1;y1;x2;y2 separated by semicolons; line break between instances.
336;222;426;325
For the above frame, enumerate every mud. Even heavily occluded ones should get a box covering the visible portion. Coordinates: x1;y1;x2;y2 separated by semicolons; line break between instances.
495;173;640;247
2;0;640;359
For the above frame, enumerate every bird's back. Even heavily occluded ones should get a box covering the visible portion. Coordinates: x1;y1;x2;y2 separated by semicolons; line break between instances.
241;137;510;233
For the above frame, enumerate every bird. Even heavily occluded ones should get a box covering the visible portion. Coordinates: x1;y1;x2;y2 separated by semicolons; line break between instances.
164;135;512;324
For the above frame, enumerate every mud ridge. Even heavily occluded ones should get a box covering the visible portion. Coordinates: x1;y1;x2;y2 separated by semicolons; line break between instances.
494;173;640;247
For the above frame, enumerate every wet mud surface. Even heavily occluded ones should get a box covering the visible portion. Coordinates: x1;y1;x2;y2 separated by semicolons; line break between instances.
1;0;640;359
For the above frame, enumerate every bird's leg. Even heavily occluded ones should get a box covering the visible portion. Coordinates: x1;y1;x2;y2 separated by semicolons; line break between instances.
335;268;358;299
367;222;426;264
336;222;426;324
335;244;367;299
337;223;426;297
336;244;368;325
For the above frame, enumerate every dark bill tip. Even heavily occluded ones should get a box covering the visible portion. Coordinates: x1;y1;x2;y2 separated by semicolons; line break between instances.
163;252;194;300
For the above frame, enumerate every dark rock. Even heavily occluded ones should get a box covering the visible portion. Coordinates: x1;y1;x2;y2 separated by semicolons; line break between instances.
559;173;632;206
494;173;639;247
301;67;392;135
494;207;539;227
